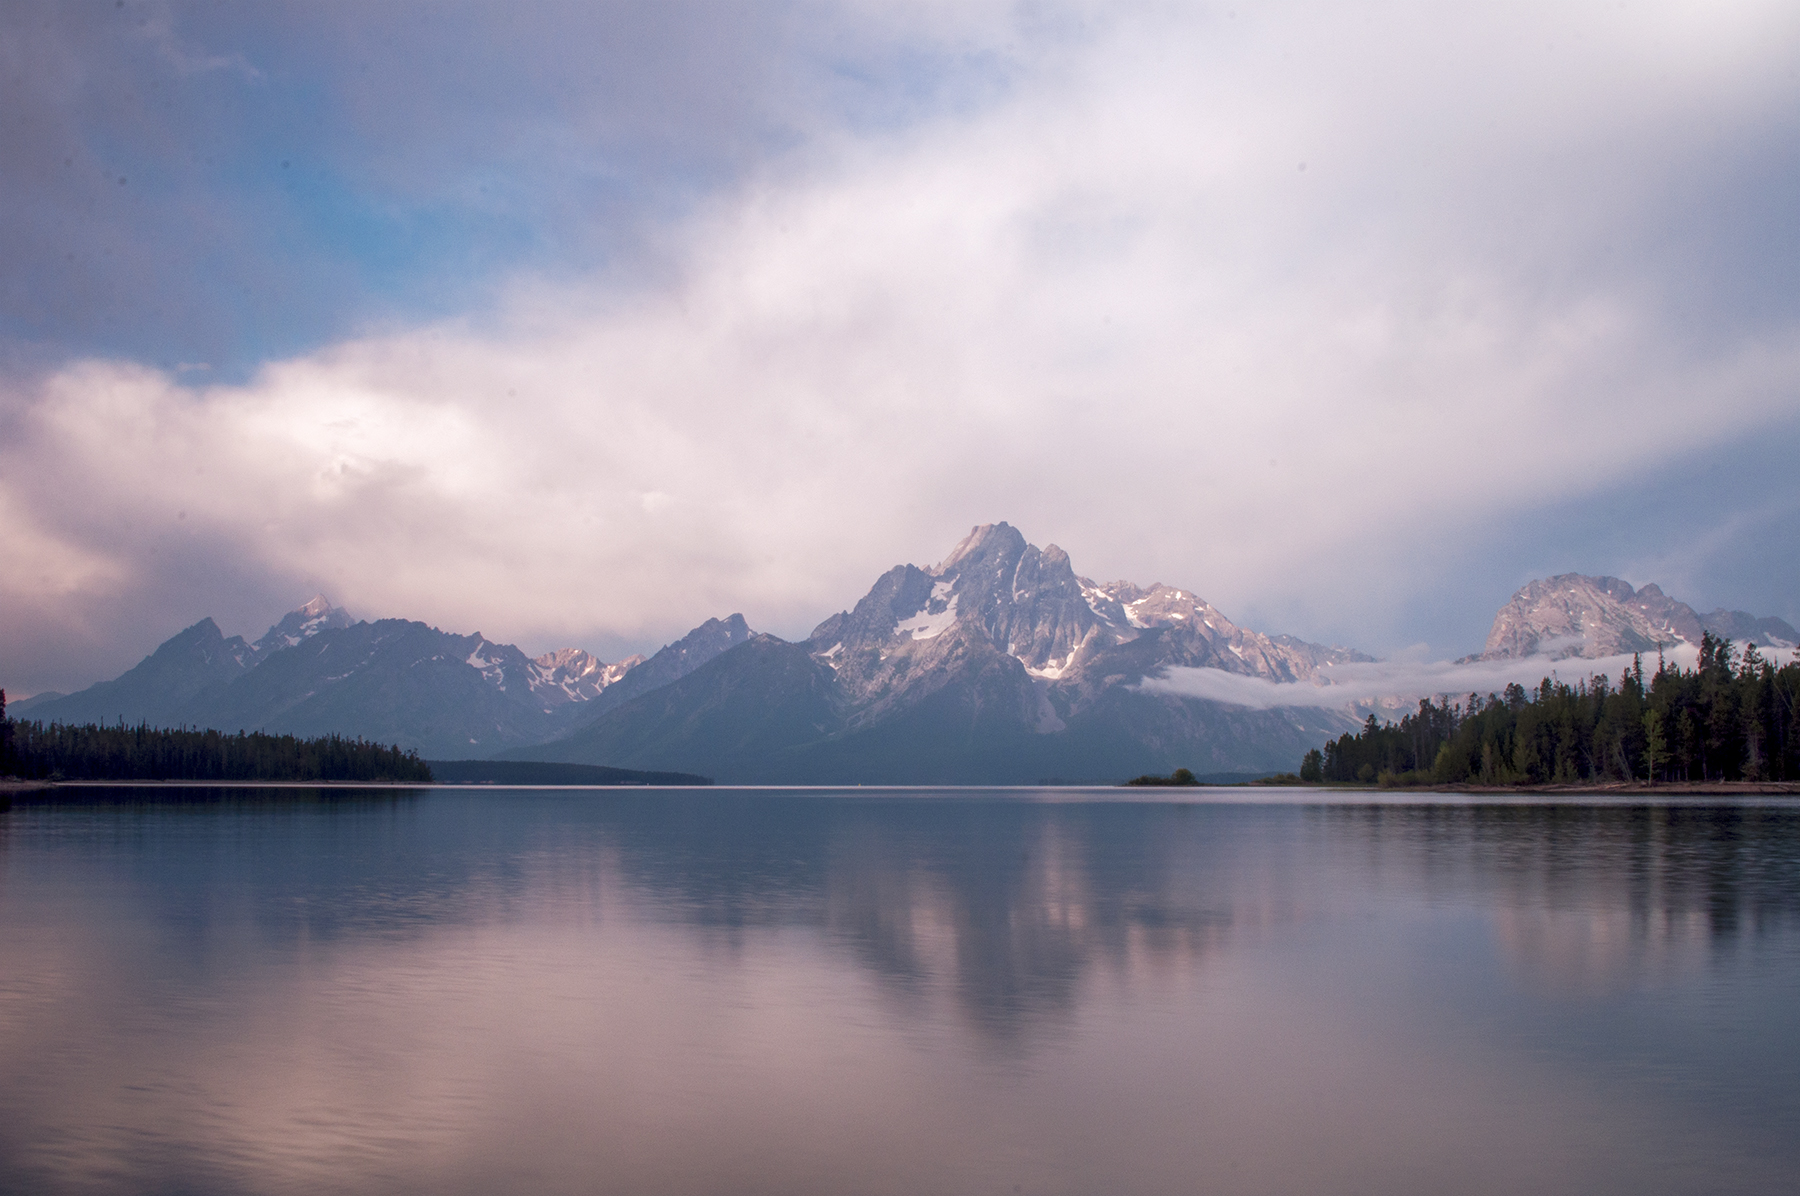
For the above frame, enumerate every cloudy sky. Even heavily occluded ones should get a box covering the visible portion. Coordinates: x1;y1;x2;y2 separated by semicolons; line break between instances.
4;0;1798;697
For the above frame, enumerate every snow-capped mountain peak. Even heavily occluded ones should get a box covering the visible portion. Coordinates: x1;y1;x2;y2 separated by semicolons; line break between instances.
805;523;1369;732
252;595;356;656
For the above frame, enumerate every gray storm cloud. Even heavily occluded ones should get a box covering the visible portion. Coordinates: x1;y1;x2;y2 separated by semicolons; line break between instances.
3;0;1799;695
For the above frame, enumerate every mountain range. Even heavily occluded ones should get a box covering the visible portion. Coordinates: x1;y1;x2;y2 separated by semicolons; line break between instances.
12;596;751;759
13;525;1795;780
505;523;1369;781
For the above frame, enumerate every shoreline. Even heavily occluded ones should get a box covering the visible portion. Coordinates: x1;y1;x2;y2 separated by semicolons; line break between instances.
5;778;1798;798
1292;780;1800;796
0;778;431;795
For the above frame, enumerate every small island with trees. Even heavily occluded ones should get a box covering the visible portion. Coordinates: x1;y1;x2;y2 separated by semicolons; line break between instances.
1124;768;1202;786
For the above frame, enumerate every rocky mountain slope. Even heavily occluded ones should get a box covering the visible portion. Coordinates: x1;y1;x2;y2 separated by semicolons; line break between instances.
17;616;262;730
518;523;1367;781
1479;574;1797;660
17;596;357;729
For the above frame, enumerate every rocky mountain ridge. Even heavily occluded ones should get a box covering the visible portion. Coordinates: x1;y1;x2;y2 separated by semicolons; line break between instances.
1480;574;1797;661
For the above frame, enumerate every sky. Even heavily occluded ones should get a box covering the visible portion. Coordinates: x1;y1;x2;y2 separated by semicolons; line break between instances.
4;0;1799;698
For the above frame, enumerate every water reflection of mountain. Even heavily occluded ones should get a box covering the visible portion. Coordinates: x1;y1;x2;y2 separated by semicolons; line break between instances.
13;790;1798;1044
598;797;1800;1036
594;797;1252;1041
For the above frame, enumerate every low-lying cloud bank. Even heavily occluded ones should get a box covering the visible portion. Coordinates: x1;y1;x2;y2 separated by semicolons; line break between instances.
1141;645;1706;712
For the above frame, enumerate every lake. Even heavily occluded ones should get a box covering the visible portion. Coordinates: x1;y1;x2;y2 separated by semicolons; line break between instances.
1;787;1797;1195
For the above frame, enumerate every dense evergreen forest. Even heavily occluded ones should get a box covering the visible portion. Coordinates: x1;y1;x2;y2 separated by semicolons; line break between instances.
0;690;432;782
1300;634;1800;786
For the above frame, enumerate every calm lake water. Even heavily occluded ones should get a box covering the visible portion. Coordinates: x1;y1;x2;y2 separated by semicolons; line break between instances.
1;787;1797;1196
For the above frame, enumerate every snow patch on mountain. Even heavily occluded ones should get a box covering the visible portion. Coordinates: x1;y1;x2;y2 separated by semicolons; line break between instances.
465;643;507;689
1023;648;1078;680
896;593;958;640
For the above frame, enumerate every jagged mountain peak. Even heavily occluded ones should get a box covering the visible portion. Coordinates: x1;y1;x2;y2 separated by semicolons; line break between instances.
173;616;224;641
155;617;254;667
933;522;1027;575
670;614;753;661
807;525;1365;698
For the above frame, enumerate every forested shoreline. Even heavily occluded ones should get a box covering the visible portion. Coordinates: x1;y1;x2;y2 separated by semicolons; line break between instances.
1301;634;1800;787
0;690;432;783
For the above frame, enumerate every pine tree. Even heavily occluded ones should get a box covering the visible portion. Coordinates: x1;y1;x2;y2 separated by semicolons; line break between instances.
1642;709;1668;783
